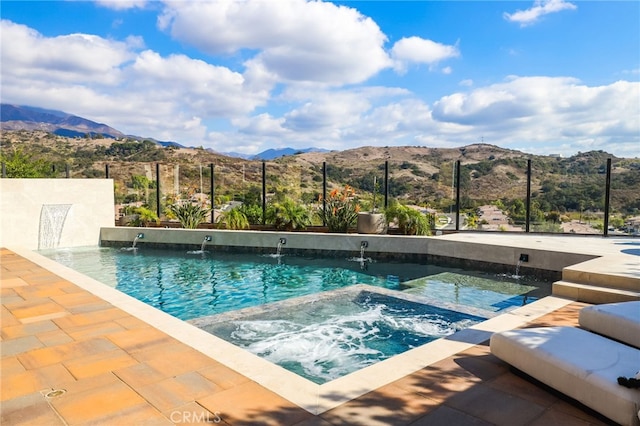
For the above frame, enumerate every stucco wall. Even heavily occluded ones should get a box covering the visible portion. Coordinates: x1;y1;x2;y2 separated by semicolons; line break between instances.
0;179;115;250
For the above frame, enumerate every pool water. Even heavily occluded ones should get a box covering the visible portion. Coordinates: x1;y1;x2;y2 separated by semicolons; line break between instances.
191;289;486;384
40;246;549;320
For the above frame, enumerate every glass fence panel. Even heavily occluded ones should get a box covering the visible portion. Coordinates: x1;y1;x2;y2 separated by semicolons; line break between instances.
463;157;529;233
87;153;636;236
531;156;606;235
263;160;318;228
110;162;157;225
167;163;214;224
610;158;640;237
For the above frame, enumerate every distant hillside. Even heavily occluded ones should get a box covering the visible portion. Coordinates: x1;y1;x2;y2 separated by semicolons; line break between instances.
2;130;639;218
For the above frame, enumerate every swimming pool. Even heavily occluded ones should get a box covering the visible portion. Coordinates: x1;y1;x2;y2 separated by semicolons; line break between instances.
40;246;549;320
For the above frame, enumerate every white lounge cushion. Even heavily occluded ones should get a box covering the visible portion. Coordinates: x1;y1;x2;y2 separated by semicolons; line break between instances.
579;301;640;348
490;326;640;426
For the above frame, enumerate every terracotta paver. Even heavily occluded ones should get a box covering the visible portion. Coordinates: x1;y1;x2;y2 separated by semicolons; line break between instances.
197;381;312;425
136;372;223;413
0;249;618;425
1;363;76;401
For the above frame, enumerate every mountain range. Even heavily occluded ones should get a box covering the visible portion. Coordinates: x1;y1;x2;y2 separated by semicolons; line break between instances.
0;104;323;160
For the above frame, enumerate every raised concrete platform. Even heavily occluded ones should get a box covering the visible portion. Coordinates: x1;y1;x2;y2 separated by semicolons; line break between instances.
439;233;640;304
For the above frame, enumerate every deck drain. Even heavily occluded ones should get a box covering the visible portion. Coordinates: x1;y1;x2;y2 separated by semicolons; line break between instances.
44;389;67;398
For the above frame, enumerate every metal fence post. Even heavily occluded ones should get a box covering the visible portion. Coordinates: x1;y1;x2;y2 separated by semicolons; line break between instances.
384;160;389;209
455;160;461;231
156;163;161;220
603;158;612;237
210;163;215;224
262;161;267;225
526;159;531;233
322;162;327;226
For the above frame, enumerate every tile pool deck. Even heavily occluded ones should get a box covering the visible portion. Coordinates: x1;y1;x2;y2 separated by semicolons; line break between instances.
1;235;638;425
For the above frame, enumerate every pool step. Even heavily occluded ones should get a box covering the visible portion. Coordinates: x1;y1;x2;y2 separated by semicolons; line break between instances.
562;258;639;293
552;280;640;304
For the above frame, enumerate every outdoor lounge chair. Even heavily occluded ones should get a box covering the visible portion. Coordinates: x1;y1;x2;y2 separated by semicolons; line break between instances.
490;325;640;426
579;301;640;348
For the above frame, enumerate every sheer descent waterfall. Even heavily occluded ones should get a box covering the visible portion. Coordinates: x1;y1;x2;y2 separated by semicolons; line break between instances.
38;204;72;249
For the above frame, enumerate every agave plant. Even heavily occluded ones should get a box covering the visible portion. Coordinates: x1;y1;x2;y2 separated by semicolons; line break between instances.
167;202;210;229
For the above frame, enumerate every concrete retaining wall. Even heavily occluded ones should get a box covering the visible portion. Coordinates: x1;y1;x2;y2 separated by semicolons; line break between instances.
0;179;115;250
100;227;595;279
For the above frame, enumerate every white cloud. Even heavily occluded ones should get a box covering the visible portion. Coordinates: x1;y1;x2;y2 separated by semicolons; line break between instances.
504;0;577;27
216;77;640;156
0;20;135;85
431;76;640;155
94;0;148;11
391;36;459;73
0;20;270;145
158;0;392;85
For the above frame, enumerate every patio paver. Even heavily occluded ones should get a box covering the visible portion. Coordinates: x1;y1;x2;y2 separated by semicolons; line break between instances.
0;249;616;425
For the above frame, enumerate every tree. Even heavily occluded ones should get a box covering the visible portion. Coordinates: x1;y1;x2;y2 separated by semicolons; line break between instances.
0;147;53;177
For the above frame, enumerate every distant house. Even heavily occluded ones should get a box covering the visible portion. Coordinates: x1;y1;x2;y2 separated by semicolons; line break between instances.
477;205;522;231
625;216;640;234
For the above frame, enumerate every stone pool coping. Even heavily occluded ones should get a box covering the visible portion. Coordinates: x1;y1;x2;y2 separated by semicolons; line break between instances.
8;246;573;415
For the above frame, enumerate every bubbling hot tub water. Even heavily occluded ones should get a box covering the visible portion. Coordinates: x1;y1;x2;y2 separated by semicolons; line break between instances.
191;289;486;384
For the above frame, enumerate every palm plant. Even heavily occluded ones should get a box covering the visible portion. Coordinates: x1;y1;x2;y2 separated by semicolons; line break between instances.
128;206;160;227
218;207;250;230
267;198;311;231
385;203;431;235
168;202;210;229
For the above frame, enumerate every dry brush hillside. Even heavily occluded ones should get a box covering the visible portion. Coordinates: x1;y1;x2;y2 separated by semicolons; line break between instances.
2;130;639;215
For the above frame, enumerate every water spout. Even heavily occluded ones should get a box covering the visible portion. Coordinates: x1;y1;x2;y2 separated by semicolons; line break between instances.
122;233;144;251
202;235;212;251
360;241;368;258
188;235;212;255
132;233;144;248
276;238;287;257
513;259;522;279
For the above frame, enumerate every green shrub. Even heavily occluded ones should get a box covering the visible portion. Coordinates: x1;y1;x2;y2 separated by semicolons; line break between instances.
267;198;311;231
384;203;431;235
168;202;210;229
317;185;360;233
218;207;249;230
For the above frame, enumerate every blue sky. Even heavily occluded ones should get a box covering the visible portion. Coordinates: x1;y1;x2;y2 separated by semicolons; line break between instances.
1;1;639;157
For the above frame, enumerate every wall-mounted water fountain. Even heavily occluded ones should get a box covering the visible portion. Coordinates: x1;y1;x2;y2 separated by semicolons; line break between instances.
38;204;72;249
188;235;212;255
276;238;287;257
348;241;371;270
513;253;529;279
122;233;144;251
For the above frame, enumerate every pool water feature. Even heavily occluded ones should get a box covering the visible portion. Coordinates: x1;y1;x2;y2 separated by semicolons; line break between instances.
190;287;486;384
40;246;549;321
